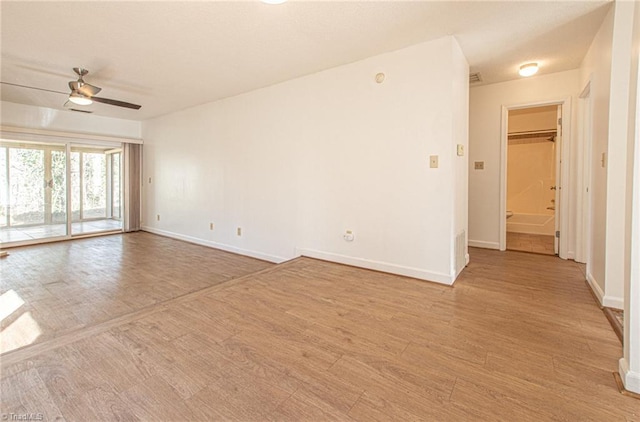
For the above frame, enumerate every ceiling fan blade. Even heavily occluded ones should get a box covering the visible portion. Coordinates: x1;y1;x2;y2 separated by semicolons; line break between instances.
69;81;101;96
77;83;101;97
91;96;141;110
1;81;67;95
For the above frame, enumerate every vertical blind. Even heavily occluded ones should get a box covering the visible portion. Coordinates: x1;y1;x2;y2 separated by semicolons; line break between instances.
124;143;142;232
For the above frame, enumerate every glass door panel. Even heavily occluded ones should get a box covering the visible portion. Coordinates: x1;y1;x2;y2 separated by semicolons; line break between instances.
70;145;122;235
10;147;45;226
82;152;107;219
51;150;67;224
0;141;67;244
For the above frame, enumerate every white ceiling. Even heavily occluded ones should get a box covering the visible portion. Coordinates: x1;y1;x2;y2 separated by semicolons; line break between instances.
1;1;612;121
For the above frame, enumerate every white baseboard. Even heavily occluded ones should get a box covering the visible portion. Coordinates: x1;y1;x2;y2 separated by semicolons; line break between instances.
296;248;453;285
141;226;288;263
465;253;470;265
603;295;624;310
619;358;640;394
468;240;500;250
585;272;623;309
586;272;604;307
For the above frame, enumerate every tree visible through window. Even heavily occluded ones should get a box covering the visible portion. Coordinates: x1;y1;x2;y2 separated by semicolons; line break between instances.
82;152;107;219
9;148;45;226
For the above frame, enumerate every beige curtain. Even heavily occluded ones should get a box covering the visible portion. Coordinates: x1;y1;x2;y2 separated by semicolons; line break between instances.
124;143;142;232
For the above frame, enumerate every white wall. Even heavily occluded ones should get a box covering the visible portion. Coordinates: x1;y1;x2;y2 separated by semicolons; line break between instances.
468;70;579;250
603;1;635;309
579;6;614;302
143;36;469;285
452;40;470;275
1;101;141;139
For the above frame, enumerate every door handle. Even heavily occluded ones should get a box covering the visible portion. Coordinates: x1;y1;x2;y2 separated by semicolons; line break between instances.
550;186;557;190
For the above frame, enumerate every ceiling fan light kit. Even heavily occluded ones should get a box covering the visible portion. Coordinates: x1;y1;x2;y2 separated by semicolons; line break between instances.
68;92;93;105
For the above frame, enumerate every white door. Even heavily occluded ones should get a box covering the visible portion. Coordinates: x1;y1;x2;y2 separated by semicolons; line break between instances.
554;106;562;255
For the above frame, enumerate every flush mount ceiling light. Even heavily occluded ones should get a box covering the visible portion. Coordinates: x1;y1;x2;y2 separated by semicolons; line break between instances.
68;91;92;106
519;63;539;77
261;0;287;4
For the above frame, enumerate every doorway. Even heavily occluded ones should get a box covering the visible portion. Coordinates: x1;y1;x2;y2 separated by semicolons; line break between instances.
505;105;559;255
500;100;569;258
70;145;123;235
0;140;123;246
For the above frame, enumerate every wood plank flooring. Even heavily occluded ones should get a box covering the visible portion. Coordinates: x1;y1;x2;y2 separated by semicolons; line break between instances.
1;233;639;421
0;232;273;353
507;232;555;255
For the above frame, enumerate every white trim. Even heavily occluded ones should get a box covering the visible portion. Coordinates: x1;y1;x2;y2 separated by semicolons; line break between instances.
0;125;142;145
577;79;593;265
586;271;623;309
468;239;500;250
603;295;624;310
619;358;640;394
465;253;470;265
296;248;454;285
499;106;508;251
586;272;604;306
567;251;575;260
558;98;572;260
141;226;287;263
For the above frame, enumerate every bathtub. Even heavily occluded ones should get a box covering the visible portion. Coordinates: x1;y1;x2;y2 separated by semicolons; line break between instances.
506;213;555;236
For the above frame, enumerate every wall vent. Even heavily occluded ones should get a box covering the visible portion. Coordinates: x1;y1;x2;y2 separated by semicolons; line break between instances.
469;72;483;84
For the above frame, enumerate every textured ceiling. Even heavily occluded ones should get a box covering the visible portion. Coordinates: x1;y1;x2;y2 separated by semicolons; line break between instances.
0;1;612;121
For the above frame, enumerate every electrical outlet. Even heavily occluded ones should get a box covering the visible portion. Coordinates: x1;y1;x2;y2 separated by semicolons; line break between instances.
474;161;484;170
210;223;214;230
148;177;152;184
156;214;160;221
237;227;242;236
429;155;439;168
343;230;354;242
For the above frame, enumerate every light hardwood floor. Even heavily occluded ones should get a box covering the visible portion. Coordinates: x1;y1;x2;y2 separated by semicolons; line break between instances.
1;233;639;421
507;232;555;255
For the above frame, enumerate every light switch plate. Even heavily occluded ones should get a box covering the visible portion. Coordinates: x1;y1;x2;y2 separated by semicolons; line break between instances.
457;144;464;156
430;155;438;168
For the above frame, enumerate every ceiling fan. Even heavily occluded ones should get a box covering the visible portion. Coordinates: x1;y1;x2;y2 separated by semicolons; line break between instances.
1;67;142;110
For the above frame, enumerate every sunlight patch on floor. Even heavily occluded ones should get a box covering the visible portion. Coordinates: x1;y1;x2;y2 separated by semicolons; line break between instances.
0;289;25;322
0;290;42;354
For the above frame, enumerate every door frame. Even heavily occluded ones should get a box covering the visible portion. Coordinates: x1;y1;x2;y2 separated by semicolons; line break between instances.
499;97;572;259
578;81;592;267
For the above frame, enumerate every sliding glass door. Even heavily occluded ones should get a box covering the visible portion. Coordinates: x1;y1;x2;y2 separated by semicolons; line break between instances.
0;140;124;246
70;145;123;236
0;141;67;243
